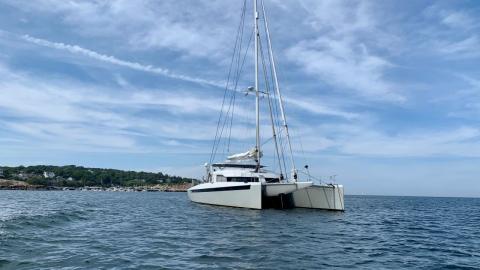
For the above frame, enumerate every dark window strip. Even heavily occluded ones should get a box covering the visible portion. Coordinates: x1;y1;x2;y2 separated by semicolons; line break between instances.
191;185;251;193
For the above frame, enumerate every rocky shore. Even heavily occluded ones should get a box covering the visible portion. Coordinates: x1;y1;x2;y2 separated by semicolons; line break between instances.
0;179;193;192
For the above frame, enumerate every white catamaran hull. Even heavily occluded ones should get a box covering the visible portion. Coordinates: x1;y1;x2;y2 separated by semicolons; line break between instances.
188;182;263;209
292;184;344;211
264;182;313;196
188;182;344;211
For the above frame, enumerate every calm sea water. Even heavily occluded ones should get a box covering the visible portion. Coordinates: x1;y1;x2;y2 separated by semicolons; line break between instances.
0;191;479;269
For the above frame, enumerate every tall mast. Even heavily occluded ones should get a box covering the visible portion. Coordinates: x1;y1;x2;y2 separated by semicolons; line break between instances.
261;0;297;181
254;0;261;171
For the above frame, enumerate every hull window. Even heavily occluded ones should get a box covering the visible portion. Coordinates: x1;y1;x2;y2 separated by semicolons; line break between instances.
227;177;259;182
216;175;227;182
265;178;280;183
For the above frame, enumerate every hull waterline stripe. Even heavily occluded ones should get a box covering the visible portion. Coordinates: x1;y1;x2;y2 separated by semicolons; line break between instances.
191;185;251;193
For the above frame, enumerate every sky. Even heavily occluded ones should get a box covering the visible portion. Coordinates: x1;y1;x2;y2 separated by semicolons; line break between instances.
0;0;479;197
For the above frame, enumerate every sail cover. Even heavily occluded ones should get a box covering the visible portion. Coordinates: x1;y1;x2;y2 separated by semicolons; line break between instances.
227;147;263;161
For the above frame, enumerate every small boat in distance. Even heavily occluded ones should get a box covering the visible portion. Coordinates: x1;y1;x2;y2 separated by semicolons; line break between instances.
187;0;344;210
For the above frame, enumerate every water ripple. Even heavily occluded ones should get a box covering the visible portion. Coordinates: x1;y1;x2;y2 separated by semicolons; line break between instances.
0;191;479;269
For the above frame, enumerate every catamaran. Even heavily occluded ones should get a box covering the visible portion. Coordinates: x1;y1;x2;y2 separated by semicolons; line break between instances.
187;0;344;210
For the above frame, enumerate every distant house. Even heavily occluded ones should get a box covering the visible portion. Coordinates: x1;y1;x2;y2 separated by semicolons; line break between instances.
43;171;55;178
17;173;29;180
0;168;4;177
67;177;74;181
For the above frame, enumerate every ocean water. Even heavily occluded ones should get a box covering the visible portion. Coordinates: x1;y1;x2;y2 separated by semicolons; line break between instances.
0;191;479;269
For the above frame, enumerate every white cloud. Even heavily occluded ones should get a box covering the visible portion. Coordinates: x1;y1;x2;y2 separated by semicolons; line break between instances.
284;97;359;119
0;64;139;151
441;11;475;29
442;74;480;118
284;1;404;102
459;74;480;89
8;1;407;103
6;58;479;159
299;0;374;34
0;61;268;154
4;121;137;151
421;4;480;59
5;0;240;59
286;38;404;102
425;4;478;30
436;35;480;59
308;124;480;158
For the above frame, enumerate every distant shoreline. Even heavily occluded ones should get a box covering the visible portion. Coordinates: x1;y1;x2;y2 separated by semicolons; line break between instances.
0;165;197;189
0;187;189;192
0;179;192;192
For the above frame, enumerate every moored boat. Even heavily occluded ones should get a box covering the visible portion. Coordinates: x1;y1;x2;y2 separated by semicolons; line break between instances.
188;0;344;211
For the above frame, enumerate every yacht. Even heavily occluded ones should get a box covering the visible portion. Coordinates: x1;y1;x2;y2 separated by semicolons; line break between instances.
188;0;344;210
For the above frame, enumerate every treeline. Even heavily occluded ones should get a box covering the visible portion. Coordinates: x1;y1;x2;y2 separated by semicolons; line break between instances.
0;165;195;187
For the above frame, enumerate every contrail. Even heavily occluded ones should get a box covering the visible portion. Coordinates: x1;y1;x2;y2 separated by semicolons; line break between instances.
22;35;224;88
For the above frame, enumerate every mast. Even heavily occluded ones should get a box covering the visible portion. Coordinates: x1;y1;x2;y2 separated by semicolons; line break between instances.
261;0;297;181
254;0;261;171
